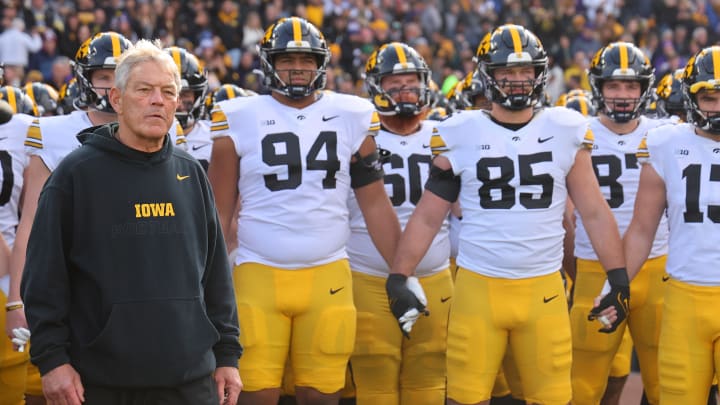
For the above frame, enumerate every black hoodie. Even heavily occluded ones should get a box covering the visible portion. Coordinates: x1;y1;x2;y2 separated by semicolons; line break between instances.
21;122;242;387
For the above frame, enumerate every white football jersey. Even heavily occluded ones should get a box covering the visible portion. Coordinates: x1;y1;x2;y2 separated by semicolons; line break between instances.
432;107;592;279
25;111;185;172
574;116;669;260
641;123;720;286
0;113;33;247
347;122;450;277
185;119;212;170
211;92;380;268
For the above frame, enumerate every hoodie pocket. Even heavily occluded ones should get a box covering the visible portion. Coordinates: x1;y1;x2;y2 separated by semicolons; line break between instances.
80;297;220;385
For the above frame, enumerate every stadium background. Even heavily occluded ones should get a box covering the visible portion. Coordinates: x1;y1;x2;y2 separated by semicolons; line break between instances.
1;0;719;403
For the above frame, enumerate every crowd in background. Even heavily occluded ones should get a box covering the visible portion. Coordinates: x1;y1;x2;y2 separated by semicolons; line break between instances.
0;0;719;104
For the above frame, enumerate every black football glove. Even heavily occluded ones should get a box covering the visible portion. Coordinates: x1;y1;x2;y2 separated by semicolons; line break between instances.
385;273;429;338
588;268;630;333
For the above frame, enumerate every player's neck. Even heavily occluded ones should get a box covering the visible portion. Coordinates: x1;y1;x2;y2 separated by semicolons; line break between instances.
599;114;640;135
694;127;720;142
380;115;422;136
272;91;319;109
490;104;533;124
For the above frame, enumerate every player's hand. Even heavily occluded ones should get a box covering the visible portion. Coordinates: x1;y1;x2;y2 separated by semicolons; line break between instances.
386;274;429;338
5;307;29;351
11;327;30;352
588;268;629;333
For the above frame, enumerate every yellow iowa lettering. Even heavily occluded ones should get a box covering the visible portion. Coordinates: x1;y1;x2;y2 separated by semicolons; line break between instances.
134;203;176;218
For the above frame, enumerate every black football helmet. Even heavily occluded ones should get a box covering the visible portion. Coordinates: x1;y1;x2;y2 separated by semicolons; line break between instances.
588;42;655;123
56;78;82;115
456;70;489;110
258;17;330;99
74;31;132;113
656;69;685;119
0;86;38;116
683;46;720;133
365;42;431;116
23;82;59;116
165;46;208;129
564;94;597;117
475;25;548;110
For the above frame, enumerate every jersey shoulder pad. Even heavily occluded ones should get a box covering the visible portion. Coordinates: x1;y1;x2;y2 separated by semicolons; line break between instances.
542;106;588;128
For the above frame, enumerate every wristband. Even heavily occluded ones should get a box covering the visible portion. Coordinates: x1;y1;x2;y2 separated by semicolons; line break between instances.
5;301;23;311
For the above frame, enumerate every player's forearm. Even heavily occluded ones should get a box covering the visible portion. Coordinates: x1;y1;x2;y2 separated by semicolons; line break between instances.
585;214;625;272
623;227;654;280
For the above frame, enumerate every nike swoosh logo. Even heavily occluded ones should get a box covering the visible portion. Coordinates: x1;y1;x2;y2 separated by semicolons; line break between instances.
543;294;559;303
440;296;451;303
662;275;670;282
192;144;209;151
422;144;431;148
329;287;345;295
176;174;190;181
0;137;7;141
538;136;554;143
322;115;339;121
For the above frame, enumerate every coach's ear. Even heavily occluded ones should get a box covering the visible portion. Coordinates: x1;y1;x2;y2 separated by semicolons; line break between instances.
109;87;122;114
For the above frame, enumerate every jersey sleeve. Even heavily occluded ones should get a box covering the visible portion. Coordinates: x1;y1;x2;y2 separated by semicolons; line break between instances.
24;118;42;153
210;104;230;139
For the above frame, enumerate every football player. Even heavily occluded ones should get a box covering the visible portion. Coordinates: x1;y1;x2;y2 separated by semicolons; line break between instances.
624;45;720;404
385;24;627;405
23;82;59;117
0;93;36;405
346;41;452;405
569;42;669;405
165;46;211;170
208;17;400;405
655;69;685;122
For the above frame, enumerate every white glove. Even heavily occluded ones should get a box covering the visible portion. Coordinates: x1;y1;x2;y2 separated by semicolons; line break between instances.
398;276;428;334
11;327;30;352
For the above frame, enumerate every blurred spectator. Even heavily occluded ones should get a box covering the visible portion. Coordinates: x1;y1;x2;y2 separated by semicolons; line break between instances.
241;10;264;52
28;29;60;81
213;0;243;68
21;0;65;35
48;56;72;91
0;18;43;85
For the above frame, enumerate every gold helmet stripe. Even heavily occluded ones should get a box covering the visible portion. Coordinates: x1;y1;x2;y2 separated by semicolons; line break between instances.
713;47;720;81
25;83;35;104
225;85;236;99
6;88;17;113
509;26;523;54
171;48;182;74
292;18;302;43
619;43;629;70
111;33;122;57
394;43;408;69
580;98;589;116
